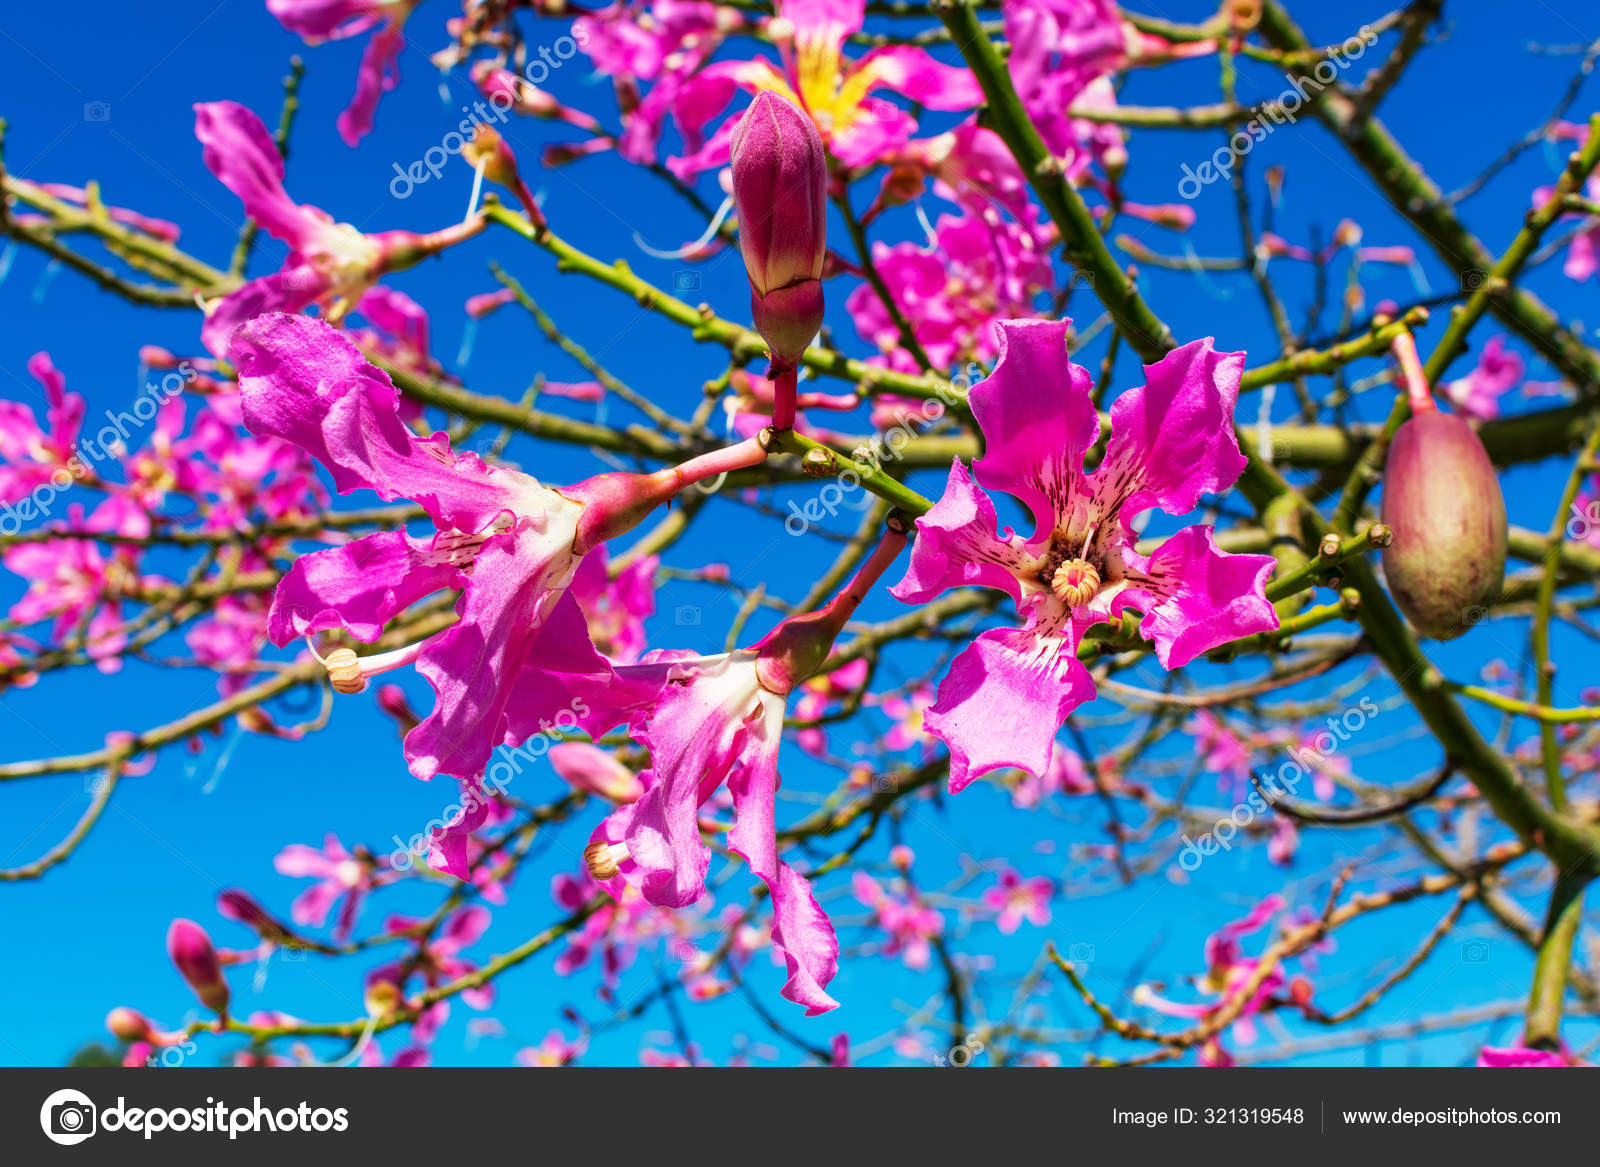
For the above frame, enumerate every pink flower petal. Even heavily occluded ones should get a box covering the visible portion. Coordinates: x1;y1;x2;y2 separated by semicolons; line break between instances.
1113;525;1278;668
924;618;1096;791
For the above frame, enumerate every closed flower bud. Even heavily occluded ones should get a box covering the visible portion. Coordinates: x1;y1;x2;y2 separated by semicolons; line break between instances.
107;1007;154;1042
730;91;827;371
1381;411;1507;640
166;919;230;1015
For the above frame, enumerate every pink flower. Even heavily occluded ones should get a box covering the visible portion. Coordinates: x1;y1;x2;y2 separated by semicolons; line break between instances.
1012;743;1093;808
517;1030;588;1066
1002;0;1209;177
587;651;841;1013
1186;710;1254;795
568;545;657;663
1534;174;1600;282
1442;335;1524;421
573;1;739;166
852;871;944;969
870;683;936;757
233;312;764;785
584;531;908;1013
368;905;495;1034
194;101;483;356
274;833;372;936
0;352;85;504
791;657;869;757
668;0;981;178
265;0;417;145
849;209;1054;372
982;868;1052;933
350;285;441;388
1137;895;1292;1064
4;501;162;673
892;319;1278;790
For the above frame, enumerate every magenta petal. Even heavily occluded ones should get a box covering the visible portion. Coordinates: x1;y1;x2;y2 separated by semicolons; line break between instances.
267;0;380;40
891;459;1029;605
853;45;982;110
337;23;403;146
267;530;462;646
427;786;490;878
726;691;840;1014
194;101;323;250
289;881;342;929
969;319;1100;535
202;267;330;359
406;523;576;781
1092;338;1248;521
356;284;431;356
1113;525;1278;668
924;620;1095;792
500;591;665;746
232;313;520;530
624;657;758;908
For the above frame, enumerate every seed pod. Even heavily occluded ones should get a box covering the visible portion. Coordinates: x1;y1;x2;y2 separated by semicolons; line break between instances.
1380;411;1507;640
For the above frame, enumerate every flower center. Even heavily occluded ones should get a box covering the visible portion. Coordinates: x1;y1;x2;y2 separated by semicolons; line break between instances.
1050;558;1101;607
1042;525;1101;608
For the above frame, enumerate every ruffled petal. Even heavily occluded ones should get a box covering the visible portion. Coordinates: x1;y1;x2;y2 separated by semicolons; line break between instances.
426;783;490;878
726;689;839;1014
1091;338;1247;522
924;615;1095;792
851;46;982;110
267;529;462;645
891;459;1030;604
499;590;667;746
337;23;403;147
194;101;324;249
201;266;330;359
969;319;1100;536
266;0;380;40
233;313;526;531
1111;525;1278;668
289;881;342;929
623;655;761;907
406;520;580;781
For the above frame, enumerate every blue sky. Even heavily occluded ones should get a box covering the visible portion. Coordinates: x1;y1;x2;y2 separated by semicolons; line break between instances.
0;0;1597;1067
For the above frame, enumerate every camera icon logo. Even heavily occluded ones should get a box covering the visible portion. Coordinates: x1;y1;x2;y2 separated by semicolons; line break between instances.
673;270;701;293
1461;940;1490;963
83;102;111;123
674;605;701;626
40;1088;97;1145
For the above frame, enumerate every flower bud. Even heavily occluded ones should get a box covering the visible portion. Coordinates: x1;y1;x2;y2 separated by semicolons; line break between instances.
550;742;644;803
730;91;827;371
107;1007;154;1043
376;683;421;736
166;919;230;1015
1381;411;1507;640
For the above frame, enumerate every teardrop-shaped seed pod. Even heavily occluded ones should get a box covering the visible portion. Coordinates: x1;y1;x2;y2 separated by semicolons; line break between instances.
1380;411;1507;640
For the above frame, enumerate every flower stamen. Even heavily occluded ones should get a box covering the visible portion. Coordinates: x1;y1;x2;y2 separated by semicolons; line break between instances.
584;840;630;881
